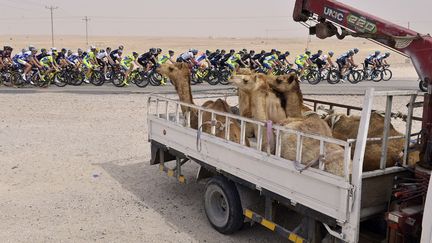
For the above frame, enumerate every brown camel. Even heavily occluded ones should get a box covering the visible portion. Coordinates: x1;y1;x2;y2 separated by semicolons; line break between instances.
236;68;255;138
324;112;419;171
268;74;349;177
156;63;244;144
230;73;287;153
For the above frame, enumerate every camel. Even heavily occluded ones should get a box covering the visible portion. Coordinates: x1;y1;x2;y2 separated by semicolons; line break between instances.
268;73;349;177
324;112;419;171
230;73;287;153
236;68;255;138
156;63;245;145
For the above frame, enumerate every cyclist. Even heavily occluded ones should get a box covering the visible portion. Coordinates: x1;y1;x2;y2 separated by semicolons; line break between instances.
109;45;124;64
13;48;34;82
36;48;48;61
309;50;323;65
210;49;225;67
241;50;255;68
219;49;235;68
82;46;99;83
96;47;112;79
263;49;280;73
364;51;381;69
177;49;198;67
120;51;139;85
250;50;266;70
158;50;175;65
40;51;60;81
295;50;312;76
321;51;336;69
208;49;220;61
376;52;390;67
278;51;292;67
348;48;359;68
195;50;212;68
225;51;246;71
137;48;158;71
66;49;83;67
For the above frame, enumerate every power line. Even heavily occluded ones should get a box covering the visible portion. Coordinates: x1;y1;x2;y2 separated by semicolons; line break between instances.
45;5;58;47
82;16;91;45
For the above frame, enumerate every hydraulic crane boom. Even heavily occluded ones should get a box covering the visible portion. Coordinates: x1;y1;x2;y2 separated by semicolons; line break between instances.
293;0;432;168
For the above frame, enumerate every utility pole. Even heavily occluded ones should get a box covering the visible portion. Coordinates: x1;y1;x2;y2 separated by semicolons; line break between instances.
45;5;58;47
407;21;410;30
82;16;90;45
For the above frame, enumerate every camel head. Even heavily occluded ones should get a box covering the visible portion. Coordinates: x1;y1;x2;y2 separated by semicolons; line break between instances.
230;73;268;93
267;73;300;93
156;63;193;105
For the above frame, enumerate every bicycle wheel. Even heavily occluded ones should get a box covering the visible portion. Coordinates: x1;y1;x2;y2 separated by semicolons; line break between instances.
54;71;68;87
347;71;361;84
90;70;105;86
307;70;321;85
12;72;25;87
205;70;219;85
111;71;126;87
218;69;231;85
327;70;341;84
382;69;393;81
136;72;150;88
371;70;383;82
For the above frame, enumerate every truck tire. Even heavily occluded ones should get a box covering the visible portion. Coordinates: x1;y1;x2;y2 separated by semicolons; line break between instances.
204;176;244;234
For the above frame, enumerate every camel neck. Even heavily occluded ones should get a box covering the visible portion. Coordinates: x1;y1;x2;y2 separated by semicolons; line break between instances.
250;89;269;121
284;90;303;118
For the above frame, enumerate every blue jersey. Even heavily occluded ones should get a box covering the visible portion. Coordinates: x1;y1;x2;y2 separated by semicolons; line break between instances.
337;53;350;62
195;54;207;62
365;54;378;61
67;53;80;62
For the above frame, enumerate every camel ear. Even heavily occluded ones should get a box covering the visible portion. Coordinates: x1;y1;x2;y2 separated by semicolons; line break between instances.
288;74;296;84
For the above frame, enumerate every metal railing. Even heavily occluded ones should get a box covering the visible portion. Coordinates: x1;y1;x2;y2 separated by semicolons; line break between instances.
147;95;353;180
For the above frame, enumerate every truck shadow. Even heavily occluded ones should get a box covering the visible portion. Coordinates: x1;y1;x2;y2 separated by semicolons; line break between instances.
99;160;284;243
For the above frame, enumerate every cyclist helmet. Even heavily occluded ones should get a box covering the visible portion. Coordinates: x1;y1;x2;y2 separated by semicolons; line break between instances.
31;48;38;54
168;50;174;55
150;48;157;54
78;48;83;55
276;51;281;55
260;50;265;54
191;49;198;55
353;48;359;54
229;49;235;53
106;47;112;52
250;50;255;54
215;49;220;53
328;51;334;57
221;49;226;54
239;50;245;55
51;47;57;52
242;48;247;53
119;45;124;50
205;50;211;55
61;48;67;53
348;50;354;55
41;48;47;53
317;50;323;54
100;49;105;53
90;46;96;51
284;51;290;55
157;48;162;53
67;49;73;55
132;52;138;57
305;50;311;55
385;52;390;57
375;50;381;55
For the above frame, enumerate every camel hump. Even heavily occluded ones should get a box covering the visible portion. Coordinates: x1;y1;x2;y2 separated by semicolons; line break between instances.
213;99;231;112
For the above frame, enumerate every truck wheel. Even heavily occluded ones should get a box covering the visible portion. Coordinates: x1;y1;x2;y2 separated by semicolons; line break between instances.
204;176;244;234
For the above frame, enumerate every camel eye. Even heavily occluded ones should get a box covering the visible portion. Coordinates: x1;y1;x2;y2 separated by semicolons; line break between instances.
276;78;283;84
243;79;248;84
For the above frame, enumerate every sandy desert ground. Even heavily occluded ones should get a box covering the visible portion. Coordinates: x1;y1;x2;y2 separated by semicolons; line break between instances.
0;36;423;242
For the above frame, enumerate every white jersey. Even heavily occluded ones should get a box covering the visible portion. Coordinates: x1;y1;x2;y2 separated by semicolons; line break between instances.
318;55;328;62
97;51;108;59
180;52;194;61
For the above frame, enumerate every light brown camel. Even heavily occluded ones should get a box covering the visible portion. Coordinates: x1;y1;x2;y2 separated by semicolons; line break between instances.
268;74;349;177
236;68;255;138
324;112;419;171
230;73;287;153
156;63;245;144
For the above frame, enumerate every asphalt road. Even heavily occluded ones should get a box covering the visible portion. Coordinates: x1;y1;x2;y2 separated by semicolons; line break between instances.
0;78;422;96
